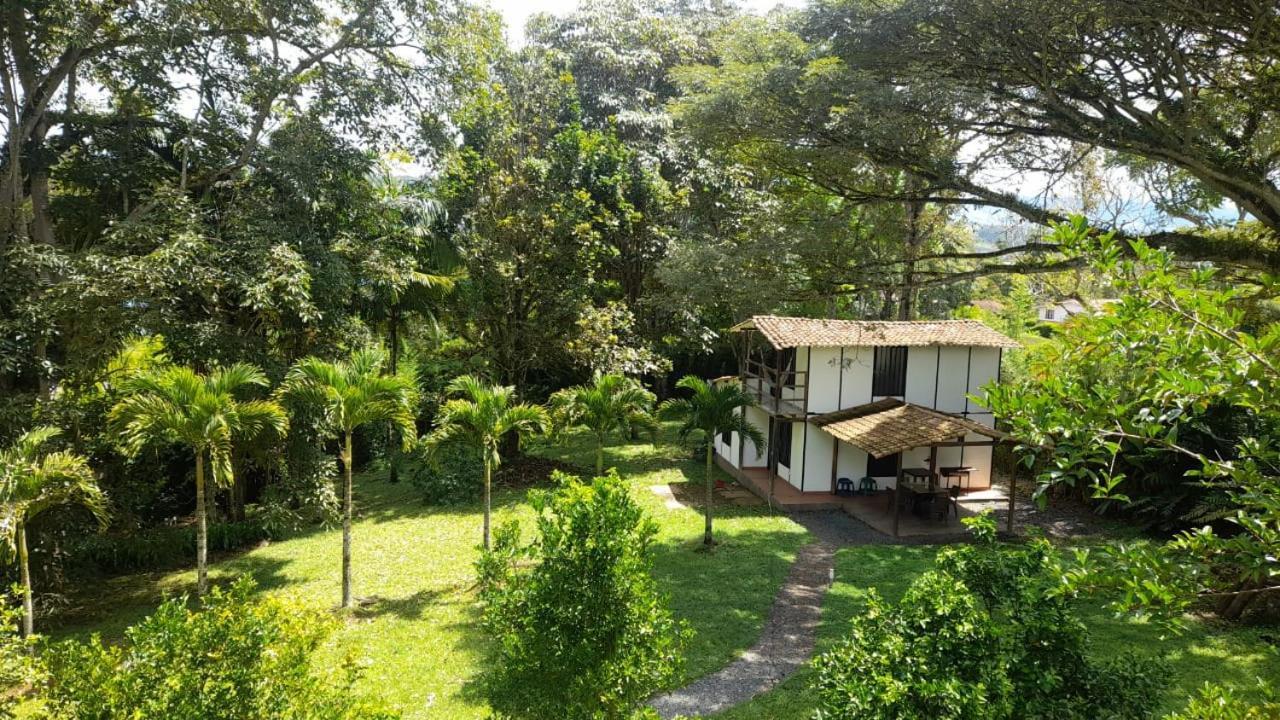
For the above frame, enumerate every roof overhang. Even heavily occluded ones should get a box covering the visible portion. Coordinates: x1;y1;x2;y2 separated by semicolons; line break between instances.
811;398;1009;459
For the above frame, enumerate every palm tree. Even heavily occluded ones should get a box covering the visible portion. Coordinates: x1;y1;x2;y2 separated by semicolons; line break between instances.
659;376;765;546
0;427;108;636
356;171;459;483
549;374;657;474
111;364;287;596
282;346;418;608
423;376;548;550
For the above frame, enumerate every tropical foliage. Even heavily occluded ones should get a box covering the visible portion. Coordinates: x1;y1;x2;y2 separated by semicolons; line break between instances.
813;515;1166;720
660;376;765;545
41;578;397;720
549;374;657;474
476;472;688;720
0;427;106;636
282;347;418;608
110;364;286;595
987;219;1280;623
423;376;548;549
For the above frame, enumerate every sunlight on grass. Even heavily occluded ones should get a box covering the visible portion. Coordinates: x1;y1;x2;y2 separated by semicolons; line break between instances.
43;426;810;719
719;545;1280;719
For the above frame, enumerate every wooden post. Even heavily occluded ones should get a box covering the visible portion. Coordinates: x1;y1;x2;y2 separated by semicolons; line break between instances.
829;438;839;495
927;444;938;490
1007;470;1016;533
892;468;902;537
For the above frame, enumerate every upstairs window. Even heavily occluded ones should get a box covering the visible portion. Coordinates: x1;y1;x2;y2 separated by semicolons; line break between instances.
872;346;908;396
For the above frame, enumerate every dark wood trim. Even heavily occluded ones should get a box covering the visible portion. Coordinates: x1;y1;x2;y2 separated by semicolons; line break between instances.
830;436;839;493
963;346;973;416
932;440;999;448
931;345;940;409
803;345;812;415
837;347;845;408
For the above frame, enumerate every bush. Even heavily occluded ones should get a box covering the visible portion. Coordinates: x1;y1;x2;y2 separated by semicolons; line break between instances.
814;513;1167;720
410;442;483;505
39;577;397;720
813;572;1012;720
1165;684;1280;720
0;599;40;719
476;471;689;720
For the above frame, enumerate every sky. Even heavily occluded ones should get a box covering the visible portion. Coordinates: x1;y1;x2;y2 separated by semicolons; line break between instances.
489;0;802;44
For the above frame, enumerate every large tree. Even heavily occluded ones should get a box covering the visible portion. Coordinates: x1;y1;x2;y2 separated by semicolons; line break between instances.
440;50;673;386
672;0;1280;295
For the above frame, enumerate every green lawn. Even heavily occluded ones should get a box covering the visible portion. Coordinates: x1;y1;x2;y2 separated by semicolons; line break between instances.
40;430;809;719
718;545;1280;719
35;430;1280;720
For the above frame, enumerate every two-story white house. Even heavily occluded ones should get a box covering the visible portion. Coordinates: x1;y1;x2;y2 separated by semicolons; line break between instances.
713;315;1018;505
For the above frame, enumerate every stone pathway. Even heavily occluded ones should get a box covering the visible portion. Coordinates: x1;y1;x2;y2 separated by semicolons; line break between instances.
649;539;835;719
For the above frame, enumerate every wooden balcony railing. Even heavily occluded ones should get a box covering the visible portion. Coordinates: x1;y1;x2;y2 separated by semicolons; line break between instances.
742;357;808;416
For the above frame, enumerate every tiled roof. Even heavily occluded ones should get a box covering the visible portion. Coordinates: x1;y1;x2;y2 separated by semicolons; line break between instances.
729;315;1019;350
811;398;1007;459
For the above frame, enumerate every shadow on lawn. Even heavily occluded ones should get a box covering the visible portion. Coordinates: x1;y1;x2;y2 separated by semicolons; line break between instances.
44;553;297;641
352;582;472;622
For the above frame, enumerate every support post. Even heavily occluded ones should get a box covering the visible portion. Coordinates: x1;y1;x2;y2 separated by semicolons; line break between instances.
892;468;902;537
829;438;839;495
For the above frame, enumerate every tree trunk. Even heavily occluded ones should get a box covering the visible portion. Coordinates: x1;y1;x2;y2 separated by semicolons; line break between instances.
483;457;492;550
18;521;32;637
386;305;401;483
195;452;208;596
342;432;354;608
1220;583;1260;622
703;441;715;545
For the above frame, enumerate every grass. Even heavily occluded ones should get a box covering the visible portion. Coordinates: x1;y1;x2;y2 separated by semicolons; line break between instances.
38;429;809;719
34;429;1280;719
718;545;1280;719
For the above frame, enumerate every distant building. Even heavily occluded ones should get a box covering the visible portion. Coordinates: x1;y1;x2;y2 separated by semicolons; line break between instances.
1037;298;1117;323
969;299;1005;314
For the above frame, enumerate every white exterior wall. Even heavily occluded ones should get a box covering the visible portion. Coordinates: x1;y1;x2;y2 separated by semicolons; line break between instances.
714;406;772;469
779;342;1002;492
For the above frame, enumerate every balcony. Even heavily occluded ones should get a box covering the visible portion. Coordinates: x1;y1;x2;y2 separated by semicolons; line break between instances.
742;357;808;418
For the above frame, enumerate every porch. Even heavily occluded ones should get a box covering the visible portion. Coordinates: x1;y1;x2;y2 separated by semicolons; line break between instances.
730;464;1012;540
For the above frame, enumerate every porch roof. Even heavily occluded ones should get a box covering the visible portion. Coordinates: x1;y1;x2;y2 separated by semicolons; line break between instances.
810;398;1007;459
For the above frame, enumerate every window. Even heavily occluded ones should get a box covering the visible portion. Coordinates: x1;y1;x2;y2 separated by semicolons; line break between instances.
720;428;731;445
866;452;900;478
774;421;793;468
872;346;908;396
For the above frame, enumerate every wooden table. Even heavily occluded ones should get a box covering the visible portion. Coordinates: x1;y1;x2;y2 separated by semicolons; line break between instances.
900;466;936;489
940;466;973;489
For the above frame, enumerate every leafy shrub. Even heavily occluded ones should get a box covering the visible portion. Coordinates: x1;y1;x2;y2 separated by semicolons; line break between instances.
813;572;1012;720
410;442;483;504
476;471;689;720
40;577;397;720
1165;684;1280;720
0;598;40;719
814;513;1166;720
